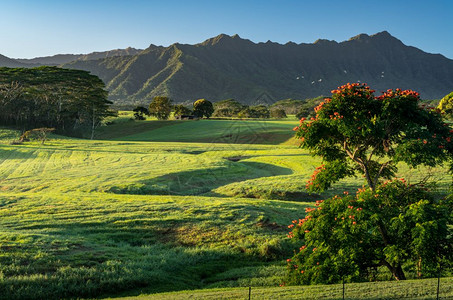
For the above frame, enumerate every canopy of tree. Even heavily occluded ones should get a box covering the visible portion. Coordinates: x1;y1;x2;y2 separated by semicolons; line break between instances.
193;99;214;118
173;104;192;118
0;66;114;137
212;99;245;117
294;84;453;192
148;96;172;120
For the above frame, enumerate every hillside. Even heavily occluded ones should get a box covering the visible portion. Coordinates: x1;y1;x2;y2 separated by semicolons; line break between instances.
0;54;31;68
2;32;453;104
62;31;453;104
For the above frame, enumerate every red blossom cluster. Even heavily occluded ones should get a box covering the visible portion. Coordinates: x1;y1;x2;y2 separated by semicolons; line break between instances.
329;112;344;120
331;83;375;99
306;165;325;189
314;99;330;113
377;88;419;100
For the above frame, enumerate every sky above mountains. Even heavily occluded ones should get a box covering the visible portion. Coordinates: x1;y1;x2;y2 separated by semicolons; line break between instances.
2;0;453;59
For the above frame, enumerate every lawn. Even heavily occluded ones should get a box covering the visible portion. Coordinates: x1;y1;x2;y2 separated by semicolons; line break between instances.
0;118;450;299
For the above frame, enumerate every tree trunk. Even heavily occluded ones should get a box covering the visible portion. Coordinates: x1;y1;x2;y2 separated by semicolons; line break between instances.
381;260;406;281
417;257;422;278
393;265;406;281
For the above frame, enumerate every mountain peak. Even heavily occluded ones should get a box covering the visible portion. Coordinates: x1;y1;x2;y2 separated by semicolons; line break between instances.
372;30;392;38
348;33;370;41
314;39;338;45
348;31;401;45
199;33;250;47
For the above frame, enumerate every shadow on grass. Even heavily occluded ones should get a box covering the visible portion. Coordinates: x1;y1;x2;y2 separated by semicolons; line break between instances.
108;161;293;196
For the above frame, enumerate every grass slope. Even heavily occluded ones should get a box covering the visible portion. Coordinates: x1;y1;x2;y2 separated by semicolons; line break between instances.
97;118;298;145
0;119;450;299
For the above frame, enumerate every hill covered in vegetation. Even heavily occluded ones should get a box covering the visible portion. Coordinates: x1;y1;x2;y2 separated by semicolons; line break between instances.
60;31;453;104
2;32;453;105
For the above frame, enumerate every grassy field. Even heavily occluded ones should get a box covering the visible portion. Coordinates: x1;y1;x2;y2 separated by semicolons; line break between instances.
110;277;453;299
0;117;451;299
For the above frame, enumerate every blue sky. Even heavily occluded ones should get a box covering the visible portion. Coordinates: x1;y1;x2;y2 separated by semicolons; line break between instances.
2;0;452;59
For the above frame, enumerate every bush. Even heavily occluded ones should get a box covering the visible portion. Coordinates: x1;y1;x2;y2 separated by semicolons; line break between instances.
132;106;150;120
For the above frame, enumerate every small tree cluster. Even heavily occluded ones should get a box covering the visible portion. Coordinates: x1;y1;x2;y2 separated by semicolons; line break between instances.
237;105;270;118
173;104;192;118
0;67;115;138
212;99;272;119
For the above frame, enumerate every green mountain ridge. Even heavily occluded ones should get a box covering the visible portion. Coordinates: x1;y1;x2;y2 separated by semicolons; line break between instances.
12;48;143;66
2;31;453;104
64;31;453;104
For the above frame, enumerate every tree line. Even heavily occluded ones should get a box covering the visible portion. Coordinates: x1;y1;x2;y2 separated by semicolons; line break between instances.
0;66;115;138
133;97;289;120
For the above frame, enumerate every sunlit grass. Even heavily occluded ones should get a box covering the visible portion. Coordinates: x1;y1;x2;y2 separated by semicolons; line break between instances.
0;120;450;299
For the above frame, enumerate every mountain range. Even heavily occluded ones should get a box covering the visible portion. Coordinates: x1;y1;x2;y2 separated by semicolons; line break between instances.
2;31;453;104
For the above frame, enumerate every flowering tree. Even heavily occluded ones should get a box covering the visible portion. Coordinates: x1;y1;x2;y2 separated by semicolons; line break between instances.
293;83;453;192
287;83;453;284
287;180;452;283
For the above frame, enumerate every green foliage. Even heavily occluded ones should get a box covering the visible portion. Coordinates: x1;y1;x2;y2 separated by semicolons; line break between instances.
193;99;214;118
237;105;270;119
295;96;324;119
212;99;245;117
294;83;453;192
287;180;452;284
0;66;115;136
270;108;287;119
132;106;150;120
173;104;192;117
149;96;172;120
437;91;453;119
270;99;305;115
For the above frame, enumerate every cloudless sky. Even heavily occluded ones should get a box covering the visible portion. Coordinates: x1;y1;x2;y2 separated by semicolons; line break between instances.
2;0;452;59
